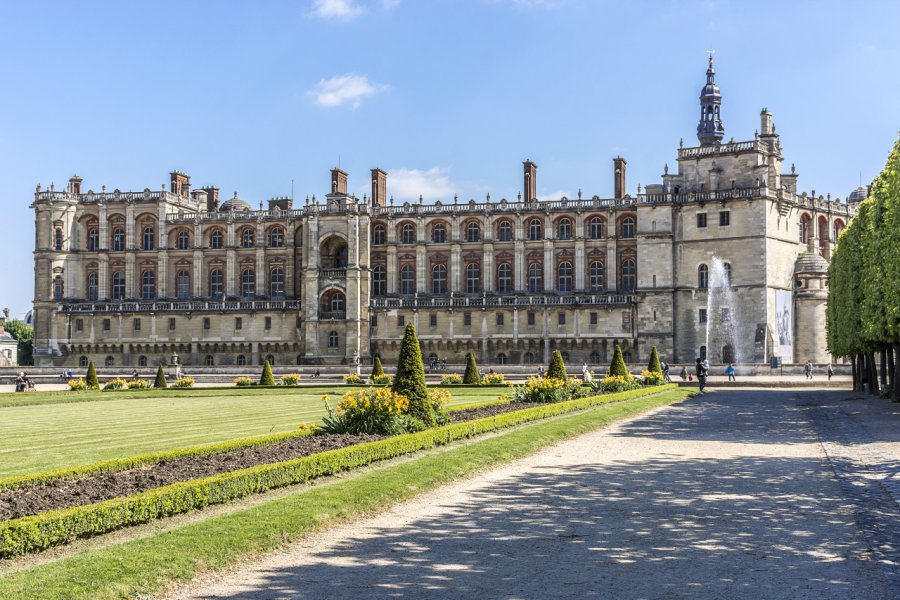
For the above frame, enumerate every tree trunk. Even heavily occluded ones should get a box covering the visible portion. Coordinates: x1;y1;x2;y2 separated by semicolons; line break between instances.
880;347;888;389
868;351;879;395
892;344;900;402
851;354;859;391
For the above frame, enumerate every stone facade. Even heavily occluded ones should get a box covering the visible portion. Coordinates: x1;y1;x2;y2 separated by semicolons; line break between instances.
30;61;857;368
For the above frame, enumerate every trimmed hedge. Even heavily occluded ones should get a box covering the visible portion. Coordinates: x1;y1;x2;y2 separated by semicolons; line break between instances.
0;384;677;558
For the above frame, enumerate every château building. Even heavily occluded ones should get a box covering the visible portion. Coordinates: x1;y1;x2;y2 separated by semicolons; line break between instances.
31;60;858;369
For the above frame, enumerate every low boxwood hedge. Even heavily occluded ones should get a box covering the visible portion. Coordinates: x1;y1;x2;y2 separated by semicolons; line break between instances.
0;384;676;558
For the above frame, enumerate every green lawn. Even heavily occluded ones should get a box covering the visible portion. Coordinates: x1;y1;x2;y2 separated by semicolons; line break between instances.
0;385;507;477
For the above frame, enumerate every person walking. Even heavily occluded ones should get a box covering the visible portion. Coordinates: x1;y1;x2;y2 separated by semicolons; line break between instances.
804;360;813;380
662;361;671;382
679;366;688;381
726;363;736;382
827;364;834;381
695;358;708;394
538;365;545;378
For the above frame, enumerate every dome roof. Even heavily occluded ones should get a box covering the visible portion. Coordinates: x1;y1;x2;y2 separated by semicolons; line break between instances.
701;82;721;97
794;251;828;274
220;192;251;212
848;186;868;202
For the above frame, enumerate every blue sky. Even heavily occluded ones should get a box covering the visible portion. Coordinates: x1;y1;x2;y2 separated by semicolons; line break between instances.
1;0;898;319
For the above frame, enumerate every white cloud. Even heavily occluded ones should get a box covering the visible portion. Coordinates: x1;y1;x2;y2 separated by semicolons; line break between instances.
307;74;388;108
311;0;363;19
387;167;456;201
538;189;571;200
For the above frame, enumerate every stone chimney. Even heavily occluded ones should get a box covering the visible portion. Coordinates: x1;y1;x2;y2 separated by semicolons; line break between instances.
0;308;8;336
331;168;348;195
614;157;627;199
170;171;191;198
202;186;220;211
371;168;387;207
68;175;83;195
523;160;537;202
760;108;774;137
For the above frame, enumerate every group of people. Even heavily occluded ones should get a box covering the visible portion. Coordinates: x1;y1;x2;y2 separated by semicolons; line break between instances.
15;372;35;392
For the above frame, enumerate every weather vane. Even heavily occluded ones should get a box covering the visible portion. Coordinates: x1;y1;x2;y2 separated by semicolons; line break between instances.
706;48;716;64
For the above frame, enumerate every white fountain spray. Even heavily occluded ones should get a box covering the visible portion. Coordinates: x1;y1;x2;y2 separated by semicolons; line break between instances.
705;256;744;365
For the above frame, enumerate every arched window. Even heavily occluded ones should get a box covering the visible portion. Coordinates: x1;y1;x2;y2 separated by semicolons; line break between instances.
79;355;89;367
265;354;275;366
176;270;190;299
528;219;542;241
372;265;386;296
54;228;63;250
621;217;635;239
432;223;446;243
428;352;439;365
558;261;573;292
528;263;543;293
209;268;223;297
240;228;254;248
240;268;255;298
112;271;125;300
141;271;155;300
496;352;507;365
52;275;64;299
401;223;416;244
561;351;570;362
622;351;632;363
589;261;604;292
589;217;604;240
328;331;339;348
432;264;447;294
373;224;386;245
723;263;732;285
329;291;345;312
621;259;636;292
142;226;155;251
833;219;845;242
270;267;285;298
138;355;147;367
105;356;114;367
210;230;224;249
205;355;215;366
497;221;512;242
698;264;709;289
176;231;190;250
557;218;572;240
589;351;601;364
466;221;481;242
237;354;247;366
799;214;812;243
497;263;512;293
524;351;535;365
466;263;480;293
87;272;99;301
112;228;125;251
268;227;284;247
87;227;99;251
400;265;415;295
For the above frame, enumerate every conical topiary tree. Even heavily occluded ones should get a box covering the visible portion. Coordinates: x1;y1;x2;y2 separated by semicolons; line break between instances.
609;343;630;378
392;324;433;426
86;360;99;389
259;360;275;386
463;352;480;384
154;364;167;388
371;355;385;379
647;346;662;374
547;350;567;380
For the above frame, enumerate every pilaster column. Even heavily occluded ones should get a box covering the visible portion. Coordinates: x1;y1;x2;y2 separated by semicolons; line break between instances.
575;240;586;291
606;240;618;292
543;241;554;292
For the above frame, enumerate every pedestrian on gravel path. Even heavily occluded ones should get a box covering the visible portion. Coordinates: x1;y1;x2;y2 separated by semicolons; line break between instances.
695;358;708;394
726;363;736;382
805;361;813;380
827;364;834;381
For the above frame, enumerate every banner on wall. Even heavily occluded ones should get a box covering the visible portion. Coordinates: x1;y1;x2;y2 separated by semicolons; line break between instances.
775;290;793;361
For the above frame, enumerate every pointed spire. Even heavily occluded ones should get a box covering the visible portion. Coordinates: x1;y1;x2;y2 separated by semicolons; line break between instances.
697;55;724;146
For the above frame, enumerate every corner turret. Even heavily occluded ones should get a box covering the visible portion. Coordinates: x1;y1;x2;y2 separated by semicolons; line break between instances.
697;56;724;146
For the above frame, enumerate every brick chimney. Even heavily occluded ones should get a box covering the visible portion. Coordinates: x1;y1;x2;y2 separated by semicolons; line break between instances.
170;171;191;199
330;168;348;195
523;160;537;202
613;157;627;199
202;186;220;211
371;168;387;207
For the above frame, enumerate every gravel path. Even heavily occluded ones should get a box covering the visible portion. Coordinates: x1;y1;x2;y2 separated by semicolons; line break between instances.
169;388;898;600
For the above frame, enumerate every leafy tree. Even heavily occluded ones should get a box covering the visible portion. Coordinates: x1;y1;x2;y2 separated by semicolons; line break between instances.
153;364;167;388
2;320;33;366
86;360;100;389
463;352;480;384
392;324;433;426
259;360;275;386
647;346;662;374
371;355;384;379
608;344;630;378
547;350;567;380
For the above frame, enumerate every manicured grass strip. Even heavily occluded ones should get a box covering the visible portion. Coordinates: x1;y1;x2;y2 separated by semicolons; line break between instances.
0;388;691;600
0;385;675;558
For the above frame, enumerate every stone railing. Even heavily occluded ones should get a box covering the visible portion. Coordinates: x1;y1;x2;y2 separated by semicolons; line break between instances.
59;300;301;313
318;311;347;320
637;187;762;204
369;293;635;309
677;139;762;159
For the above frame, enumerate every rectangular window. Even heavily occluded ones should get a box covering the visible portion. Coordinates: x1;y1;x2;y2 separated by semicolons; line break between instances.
697;213;707;228
168;318;176;331
371;314;377;328
133;318;141;331
622;311;631;328
496;313;504;326
589;312;598;325
235;317;242;330
102;318;111;332
398;315;405;327
699;308;708;324
203;317;211;330
721;307;731;322
296;316;302;329
75;319;83;332
527;312;536;326
463;313;471;327
264;316;272;330
430;314;437;327
558;312;566;325
719;211;730;226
